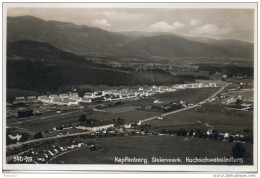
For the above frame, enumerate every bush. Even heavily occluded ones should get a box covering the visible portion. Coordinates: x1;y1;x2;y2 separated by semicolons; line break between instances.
229;136;234;142
20;133;30;142
230;143;248;159
79;114;86;122
34;131;43;139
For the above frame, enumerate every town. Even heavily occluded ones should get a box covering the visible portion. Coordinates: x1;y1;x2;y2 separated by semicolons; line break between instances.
6;77;254;164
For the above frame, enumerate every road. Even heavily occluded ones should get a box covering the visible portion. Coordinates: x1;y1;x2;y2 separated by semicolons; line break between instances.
7;131;91;149
6;84;228;150
89;67;131;74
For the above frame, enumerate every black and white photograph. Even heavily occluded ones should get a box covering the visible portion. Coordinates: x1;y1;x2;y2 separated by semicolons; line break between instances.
2;2;257;173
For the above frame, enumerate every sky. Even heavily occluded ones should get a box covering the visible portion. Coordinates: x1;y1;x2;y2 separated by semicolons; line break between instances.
7;8;255;42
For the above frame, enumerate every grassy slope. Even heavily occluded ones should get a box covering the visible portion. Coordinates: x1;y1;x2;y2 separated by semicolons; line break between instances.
50;135;253;165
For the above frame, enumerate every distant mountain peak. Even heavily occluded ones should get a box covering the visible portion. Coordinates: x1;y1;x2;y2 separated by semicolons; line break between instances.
7;15;254;59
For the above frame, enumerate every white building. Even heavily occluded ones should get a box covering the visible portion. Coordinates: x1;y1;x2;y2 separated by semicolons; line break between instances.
49;95;58;99
84;92;94;99
208;83;217;87
77;124;114;132
8;134;22;141
14;97;26;103
81;98;92;103
59;94;69;99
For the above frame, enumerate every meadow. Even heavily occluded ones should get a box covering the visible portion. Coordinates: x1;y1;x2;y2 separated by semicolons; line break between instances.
50;135;253;165
145;104;253;131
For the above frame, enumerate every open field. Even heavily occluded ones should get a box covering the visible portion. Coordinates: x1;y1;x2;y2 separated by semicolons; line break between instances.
50;135;253;165
145;104;253;131
10;109;159;132
102;105;137;113
152;87;220;104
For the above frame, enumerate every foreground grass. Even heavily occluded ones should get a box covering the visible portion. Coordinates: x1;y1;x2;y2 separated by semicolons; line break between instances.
50;135;253;165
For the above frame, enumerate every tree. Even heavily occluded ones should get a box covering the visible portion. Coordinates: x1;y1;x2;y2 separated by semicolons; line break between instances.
188;130;194;137
34;131;43;139
208;134;213;139
231;143;248;159
19;133;30;142
114;117;124;127
79;114;86;122
218;135;224;141
235;99;242;107
6;135;17;145
213;132;219;140
229;136;234;142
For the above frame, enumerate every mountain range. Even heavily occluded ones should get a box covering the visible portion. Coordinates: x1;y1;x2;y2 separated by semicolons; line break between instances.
7;40;195;94
7;15;254;59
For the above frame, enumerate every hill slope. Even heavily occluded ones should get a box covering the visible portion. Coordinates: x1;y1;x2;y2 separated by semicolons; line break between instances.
7;40;195;94
111;35;234;58
7;16;254;59
7;15;128;55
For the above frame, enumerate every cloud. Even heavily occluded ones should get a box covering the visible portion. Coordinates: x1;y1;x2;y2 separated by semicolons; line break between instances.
173;22;185;29
189;24;232;35
93;19;111;27
150;21;185;32
190;19;203;26
150;21;174;31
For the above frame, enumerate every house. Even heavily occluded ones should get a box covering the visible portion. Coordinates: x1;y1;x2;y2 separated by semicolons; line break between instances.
41;98;52;103
208;83;217;87
110;89;119;94
44;154;48;159
52;98;63;105
49;95;58;99
206;130;212;135
102;90;111;95
59;94;69;99
224;133;229;138
128;93;136;98
38;95;48;101
154;100;159;103
120;94;128;99
48;150;54;156
135;91;144;97
110;95;120;101
27;96;37;102
104;96;112;101
8;134;22;141
61;98;70;105
84;92;94;99
14;97;26;103
68;99;78;105
53;149;59;154
94;91;103;96
80;98;92;103
77;124;114;132
172;84;185;89
123;123;132;129
69;93;79;98
201;83;208;88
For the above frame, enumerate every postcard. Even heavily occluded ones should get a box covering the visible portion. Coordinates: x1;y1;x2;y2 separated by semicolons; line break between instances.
2;2;257;173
